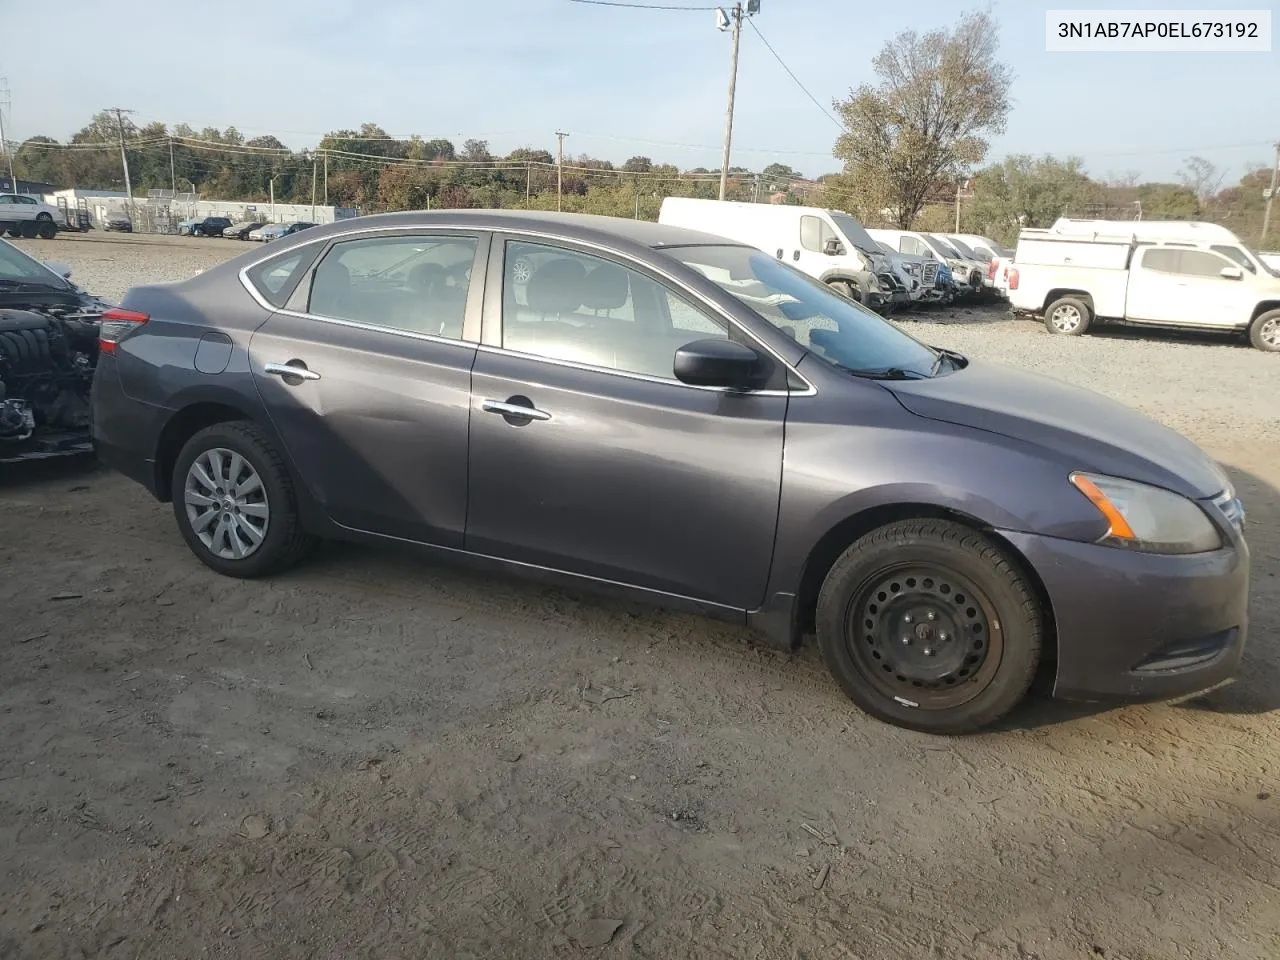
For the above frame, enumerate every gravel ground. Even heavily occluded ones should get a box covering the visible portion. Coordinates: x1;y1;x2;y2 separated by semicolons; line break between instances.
3;234;1279;959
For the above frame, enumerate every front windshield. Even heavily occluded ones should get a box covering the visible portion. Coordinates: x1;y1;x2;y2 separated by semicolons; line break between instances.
829;213;882;257
673;245;943;379
926;235;964;259
0;239;69;289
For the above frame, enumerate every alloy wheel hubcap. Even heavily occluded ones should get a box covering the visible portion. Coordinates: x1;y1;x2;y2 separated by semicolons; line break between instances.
1261;317;1280;348
847;565;1003;709
184;447;270;559
1050;305;1081;332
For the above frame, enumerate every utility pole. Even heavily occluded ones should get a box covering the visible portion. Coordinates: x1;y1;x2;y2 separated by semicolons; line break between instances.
269;173;279;221
323;151;329;206
108;107;135;201
555;130;568;212
311;156;317;221
1263;143;1280;243
0;79;16;193
717;3;744;201
526;162;532;208
954;182;962;233
168;137;176;192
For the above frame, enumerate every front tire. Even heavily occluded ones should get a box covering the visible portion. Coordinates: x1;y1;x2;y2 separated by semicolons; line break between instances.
1044;297;1092;336
36;216;57;239
816;519;1043;734
171;421;313;578
1249;309;1280;352
827;279;863;305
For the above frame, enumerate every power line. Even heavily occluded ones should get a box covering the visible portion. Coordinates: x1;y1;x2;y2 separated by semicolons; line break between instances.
746;19;846;133
566;0;718;9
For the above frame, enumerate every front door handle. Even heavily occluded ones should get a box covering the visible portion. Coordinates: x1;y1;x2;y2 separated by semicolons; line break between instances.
481;398;551;421
264;361;321;381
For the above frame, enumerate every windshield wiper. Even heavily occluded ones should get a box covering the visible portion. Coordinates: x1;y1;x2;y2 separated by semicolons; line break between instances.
929;347;966;376
0;277;63;291
842;365;929;380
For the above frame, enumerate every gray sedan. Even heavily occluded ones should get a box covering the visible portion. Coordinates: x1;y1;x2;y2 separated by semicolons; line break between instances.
90;211;1250;733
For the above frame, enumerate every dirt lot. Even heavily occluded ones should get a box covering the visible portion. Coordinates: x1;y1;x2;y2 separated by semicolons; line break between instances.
2;234;1279;959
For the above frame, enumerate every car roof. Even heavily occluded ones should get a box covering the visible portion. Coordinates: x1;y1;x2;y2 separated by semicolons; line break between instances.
283;210;747;253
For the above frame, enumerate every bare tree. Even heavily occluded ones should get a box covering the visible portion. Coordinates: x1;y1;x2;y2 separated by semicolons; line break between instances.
1179;155;1223;202
832;9;1012;228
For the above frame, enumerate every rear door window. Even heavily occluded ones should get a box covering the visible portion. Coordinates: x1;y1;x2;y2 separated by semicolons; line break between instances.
306;233;481;340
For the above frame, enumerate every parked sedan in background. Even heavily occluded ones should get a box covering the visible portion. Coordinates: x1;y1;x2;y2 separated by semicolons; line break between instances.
222;221;265;240
103;212;133;233
91;210;1250;735
255;221;317;242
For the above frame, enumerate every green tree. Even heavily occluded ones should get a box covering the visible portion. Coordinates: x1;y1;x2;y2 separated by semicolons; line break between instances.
833;9;1012;227
965;154;1101;242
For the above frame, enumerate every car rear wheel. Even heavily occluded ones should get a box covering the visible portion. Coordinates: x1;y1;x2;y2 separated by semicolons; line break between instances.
1249;309;1280;352
816;519;1043;734
171;421;313;578
1044;297;1092;336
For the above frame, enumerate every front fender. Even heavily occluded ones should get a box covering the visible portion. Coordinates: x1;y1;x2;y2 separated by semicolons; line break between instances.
765;385;1107;602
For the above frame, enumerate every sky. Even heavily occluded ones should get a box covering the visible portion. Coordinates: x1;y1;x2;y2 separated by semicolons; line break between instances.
5;0;1278;184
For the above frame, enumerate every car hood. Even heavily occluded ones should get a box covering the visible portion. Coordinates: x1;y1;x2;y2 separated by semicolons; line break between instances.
885;359;1227;499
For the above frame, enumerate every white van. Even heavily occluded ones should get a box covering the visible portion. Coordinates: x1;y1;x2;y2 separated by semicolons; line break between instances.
1049;218;1277;279
1008;230;1280;351
657;198;910;312
867;228;987;297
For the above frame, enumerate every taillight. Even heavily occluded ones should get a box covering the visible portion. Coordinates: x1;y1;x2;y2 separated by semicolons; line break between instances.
987;259;997;280
1007;268;1019;290
98;307;149;354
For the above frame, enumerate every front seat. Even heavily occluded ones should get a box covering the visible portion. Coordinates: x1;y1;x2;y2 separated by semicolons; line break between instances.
310;261;354;319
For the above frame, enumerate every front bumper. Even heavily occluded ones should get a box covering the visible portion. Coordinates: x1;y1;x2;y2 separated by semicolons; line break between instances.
1001;530;1249;702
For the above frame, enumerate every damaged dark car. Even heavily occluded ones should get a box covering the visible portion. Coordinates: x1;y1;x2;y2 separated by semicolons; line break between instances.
0;238;110;463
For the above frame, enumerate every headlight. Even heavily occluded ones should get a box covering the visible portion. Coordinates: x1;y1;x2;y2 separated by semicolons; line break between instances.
1070;473;1222;554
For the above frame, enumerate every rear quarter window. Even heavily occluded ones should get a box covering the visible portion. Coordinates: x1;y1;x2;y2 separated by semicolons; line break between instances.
244;245;319;308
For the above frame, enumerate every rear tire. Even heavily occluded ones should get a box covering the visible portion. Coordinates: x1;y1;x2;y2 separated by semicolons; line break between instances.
1248;309;1280;352
171;421;314;578
1044;297;1092;336
816;519;1043;734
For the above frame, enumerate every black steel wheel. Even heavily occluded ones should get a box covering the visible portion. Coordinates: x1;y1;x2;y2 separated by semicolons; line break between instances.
847;564;1001;711
816;518;1043;734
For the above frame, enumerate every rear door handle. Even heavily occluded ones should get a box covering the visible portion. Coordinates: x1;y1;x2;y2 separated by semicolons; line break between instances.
264;361;321;381
481;398;551;421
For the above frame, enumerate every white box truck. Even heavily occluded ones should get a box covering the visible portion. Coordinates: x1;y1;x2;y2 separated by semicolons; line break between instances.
656;198;911;312
1007;231;1280;351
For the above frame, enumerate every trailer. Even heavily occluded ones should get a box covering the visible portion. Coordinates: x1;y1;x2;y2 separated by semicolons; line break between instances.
55;197;92;233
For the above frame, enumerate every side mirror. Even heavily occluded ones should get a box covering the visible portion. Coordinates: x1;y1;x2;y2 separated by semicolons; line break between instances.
44;260;72;279
673;338;767;391
1220;266;1243;280
823;238;844;256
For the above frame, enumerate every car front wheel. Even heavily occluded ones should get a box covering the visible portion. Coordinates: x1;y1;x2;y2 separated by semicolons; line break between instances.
171;421;313;578
816;519;1043;734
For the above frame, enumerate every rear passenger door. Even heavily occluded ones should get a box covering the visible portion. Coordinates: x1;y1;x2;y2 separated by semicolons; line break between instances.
464;236;788;610
247;229;487;546
1126;248;1249;327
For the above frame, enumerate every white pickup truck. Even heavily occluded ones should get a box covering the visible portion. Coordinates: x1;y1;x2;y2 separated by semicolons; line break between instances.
1007;231;1280;352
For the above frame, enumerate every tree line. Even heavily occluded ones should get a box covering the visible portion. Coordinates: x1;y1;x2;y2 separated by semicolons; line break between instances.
11;9;1275;245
